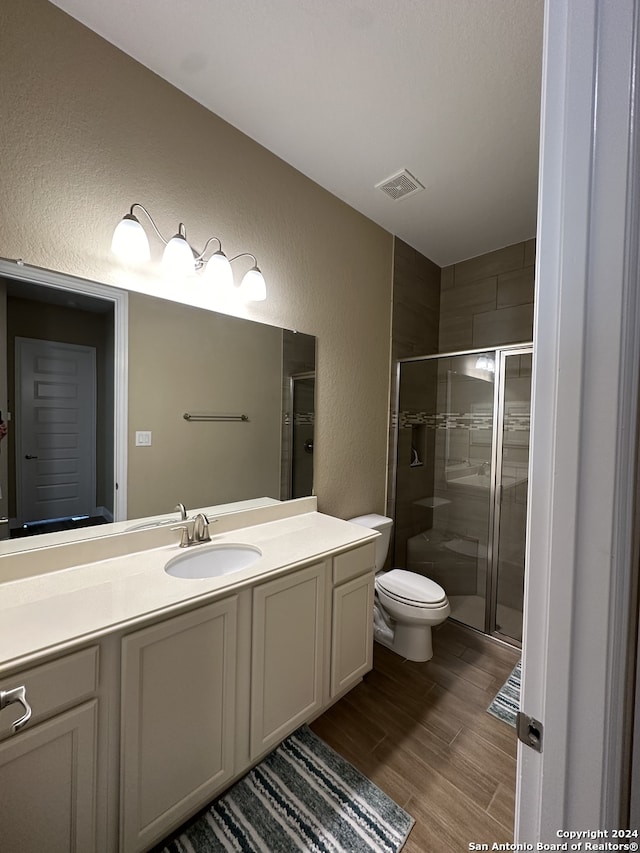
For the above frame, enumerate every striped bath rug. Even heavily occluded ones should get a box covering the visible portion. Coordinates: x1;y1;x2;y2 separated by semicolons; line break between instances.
487;659;522;727
155;724;414;852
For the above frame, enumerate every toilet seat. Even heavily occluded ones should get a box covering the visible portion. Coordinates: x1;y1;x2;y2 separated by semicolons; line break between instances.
376;569;447;609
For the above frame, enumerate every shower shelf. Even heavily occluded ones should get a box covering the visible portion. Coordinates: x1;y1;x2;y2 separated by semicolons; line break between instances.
413;497;451;509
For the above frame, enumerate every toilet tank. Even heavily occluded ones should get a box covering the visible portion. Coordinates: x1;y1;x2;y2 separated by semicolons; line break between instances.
348;514;393;572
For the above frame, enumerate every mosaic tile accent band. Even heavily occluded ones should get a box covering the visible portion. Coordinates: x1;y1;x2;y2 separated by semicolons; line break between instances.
283;412;315;426
396;411;530;431
294;411;315;426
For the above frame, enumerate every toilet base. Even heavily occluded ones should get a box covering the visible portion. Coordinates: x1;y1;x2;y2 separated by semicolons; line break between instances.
374;622;434;662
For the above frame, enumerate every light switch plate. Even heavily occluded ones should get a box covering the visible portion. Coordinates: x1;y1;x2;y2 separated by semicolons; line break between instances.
135;430;152;447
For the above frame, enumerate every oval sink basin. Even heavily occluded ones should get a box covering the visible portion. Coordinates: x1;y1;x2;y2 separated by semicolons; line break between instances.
165;544;262;579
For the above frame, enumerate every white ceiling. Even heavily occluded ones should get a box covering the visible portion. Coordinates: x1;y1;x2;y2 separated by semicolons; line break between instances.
50;0;544;268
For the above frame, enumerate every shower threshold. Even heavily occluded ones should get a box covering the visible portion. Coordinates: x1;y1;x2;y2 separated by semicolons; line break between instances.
448;594;522;646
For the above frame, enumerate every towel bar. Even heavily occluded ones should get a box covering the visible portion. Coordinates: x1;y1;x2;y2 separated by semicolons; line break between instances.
183;413;249;422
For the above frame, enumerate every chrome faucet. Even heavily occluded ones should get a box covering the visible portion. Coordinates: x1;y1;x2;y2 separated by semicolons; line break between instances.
175;502;187;521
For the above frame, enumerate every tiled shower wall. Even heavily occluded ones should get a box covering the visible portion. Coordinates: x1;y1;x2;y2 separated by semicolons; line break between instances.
388;237;536;566
386;239;440;527
439;239;536;352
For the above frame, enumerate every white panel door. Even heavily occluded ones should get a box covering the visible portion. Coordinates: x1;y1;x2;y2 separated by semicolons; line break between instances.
16;337;96;524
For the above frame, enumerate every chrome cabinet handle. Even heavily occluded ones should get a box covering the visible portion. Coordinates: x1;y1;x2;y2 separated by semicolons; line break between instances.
0;686;33;733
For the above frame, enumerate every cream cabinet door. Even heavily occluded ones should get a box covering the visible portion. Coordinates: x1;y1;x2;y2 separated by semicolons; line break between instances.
331;572;375;697
251;562;326;758
0;701;97;853
120;597;238;853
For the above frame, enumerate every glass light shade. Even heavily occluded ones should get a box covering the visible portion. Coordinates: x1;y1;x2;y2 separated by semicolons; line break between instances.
162;234;196;277
240;266;267;302
111;215;150;263
204;251;234;292
475;355;495;373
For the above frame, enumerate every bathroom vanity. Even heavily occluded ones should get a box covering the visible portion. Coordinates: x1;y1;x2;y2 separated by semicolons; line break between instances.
0;497;378;853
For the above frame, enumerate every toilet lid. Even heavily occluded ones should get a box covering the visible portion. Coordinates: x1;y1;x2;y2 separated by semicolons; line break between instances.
376;569;447;606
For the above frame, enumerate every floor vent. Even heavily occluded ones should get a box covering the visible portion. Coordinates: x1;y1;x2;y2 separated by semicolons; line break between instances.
375;169;425;201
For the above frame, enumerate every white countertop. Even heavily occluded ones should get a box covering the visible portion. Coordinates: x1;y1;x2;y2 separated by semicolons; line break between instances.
0;501;377;675
0;496;282;557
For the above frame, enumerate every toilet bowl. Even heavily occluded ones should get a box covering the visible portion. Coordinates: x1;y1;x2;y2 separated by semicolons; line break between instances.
348;514;450;662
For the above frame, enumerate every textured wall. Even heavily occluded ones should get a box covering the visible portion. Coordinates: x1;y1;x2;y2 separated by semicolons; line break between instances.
0;0;393;520
439;240;535;352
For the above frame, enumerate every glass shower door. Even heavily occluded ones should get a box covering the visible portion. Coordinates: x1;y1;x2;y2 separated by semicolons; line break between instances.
490;350;532;643
394;345;532;645
394;352;497;633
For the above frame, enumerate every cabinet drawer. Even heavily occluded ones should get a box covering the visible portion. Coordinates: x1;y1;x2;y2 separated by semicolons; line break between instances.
333;542;376;585
0;647;98;739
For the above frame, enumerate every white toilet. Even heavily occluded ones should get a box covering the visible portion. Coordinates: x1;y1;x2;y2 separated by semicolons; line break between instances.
349;514;450;662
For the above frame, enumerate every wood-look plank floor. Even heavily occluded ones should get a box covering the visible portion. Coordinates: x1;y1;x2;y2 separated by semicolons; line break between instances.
310;620;520;853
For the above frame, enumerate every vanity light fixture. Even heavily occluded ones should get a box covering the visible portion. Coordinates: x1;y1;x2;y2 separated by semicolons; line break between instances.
110;203;267;301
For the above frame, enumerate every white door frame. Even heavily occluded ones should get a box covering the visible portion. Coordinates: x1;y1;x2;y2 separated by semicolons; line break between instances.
517;0;640;837
0;259;128;523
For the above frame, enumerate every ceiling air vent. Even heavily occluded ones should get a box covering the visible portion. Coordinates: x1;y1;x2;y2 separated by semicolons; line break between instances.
375;169;425;201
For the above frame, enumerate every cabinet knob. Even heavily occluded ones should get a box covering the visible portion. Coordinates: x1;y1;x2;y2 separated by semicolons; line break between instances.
0;686;33;733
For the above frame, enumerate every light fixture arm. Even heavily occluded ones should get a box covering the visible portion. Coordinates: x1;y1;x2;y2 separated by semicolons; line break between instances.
195;235;223;263
128;203;170;246
129;203;224;267
229;252;258;266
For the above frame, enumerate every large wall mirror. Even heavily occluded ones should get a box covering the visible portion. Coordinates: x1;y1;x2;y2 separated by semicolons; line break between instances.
0;260;315;548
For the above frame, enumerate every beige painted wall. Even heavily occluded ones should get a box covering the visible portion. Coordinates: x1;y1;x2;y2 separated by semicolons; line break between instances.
127;293;282;517
0;0;393;520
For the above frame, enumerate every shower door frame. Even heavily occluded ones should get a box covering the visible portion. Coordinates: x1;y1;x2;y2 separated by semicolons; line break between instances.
284;371;315;500
487;345;533;643
393;341;533;643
